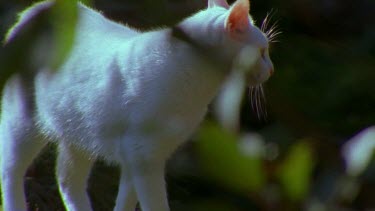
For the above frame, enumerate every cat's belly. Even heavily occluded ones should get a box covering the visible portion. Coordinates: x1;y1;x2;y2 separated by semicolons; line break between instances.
34;69;126;160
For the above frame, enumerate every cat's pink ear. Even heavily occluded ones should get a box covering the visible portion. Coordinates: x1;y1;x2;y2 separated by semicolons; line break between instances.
225;0;251;39
208;0;229;9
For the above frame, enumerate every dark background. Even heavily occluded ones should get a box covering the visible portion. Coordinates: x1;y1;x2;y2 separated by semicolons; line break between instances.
0;0;374;210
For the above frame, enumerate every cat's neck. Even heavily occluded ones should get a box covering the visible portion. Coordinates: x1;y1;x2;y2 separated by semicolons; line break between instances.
170;26;231;73
177;7;228;46
173;7;234;70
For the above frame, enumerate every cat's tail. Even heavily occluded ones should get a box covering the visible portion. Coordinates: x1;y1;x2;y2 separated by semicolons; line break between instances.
4;0;54;44
1;1;55;91
1;1;55;123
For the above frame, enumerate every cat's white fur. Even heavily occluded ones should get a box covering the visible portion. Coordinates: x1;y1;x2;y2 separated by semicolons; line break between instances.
0;0;273;210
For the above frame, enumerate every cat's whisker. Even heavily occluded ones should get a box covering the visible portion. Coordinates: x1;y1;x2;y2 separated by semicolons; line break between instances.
269;31;282;39
258;86;265;119
268;31;282;43
261;10;282;45
266;28;278;38
250;86;257;116
253;86;258;119
266;24;282;44
260;85;266;103
267;28;281;39
261;12;270;32
249;86;256;112
262;14;268;32
249;85;268;120
266;20;280;36
256;86;261;119
261;9;275;33
260;85;268;119
256;86;262;119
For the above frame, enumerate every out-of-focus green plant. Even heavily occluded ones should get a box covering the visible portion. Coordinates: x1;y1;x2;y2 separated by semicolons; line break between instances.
278;140;314;201
50;0;78;69
0;0;88;93
195;122;265;193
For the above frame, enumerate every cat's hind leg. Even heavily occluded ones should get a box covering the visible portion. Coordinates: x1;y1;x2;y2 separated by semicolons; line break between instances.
0;75;46;211
56;142;94;211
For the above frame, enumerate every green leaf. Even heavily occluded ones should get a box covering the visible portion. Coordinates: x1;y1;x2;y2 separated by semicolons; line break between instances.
50;0;78;69
195;122;265;192
278;140;314;201
0;0;80;92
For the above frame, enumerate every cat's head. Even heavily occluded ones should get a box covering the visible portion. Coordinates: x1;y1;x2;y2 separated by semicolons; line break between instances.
209;0;274;86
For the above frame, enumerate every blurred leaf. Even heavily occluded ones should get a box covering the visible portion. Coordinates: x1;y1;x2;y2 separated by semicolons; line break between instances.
1;2;53;92
51;0;78;69
1;1;78;91
342;126;375;177
195;122;265;192
278;140;314;201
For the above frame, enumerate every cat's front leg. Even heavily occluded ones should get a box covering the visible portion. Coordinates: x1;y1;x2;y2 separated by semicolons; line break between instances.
114;165;138;211
121;134;170;211
130;160;169;211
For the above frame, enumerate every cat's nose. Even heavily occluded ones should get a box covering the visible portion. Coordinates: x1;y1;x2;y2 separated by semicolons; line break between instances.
269;68;274;76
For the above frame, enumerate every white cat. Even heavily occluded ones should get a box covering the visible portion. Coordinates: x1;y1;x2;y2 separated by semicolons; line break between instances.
0;0;273;210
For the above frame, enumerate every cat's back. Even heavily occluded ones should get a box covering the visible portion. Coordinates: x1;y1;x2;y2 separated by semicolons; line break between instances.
77;3;139;42
6;1;139;44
